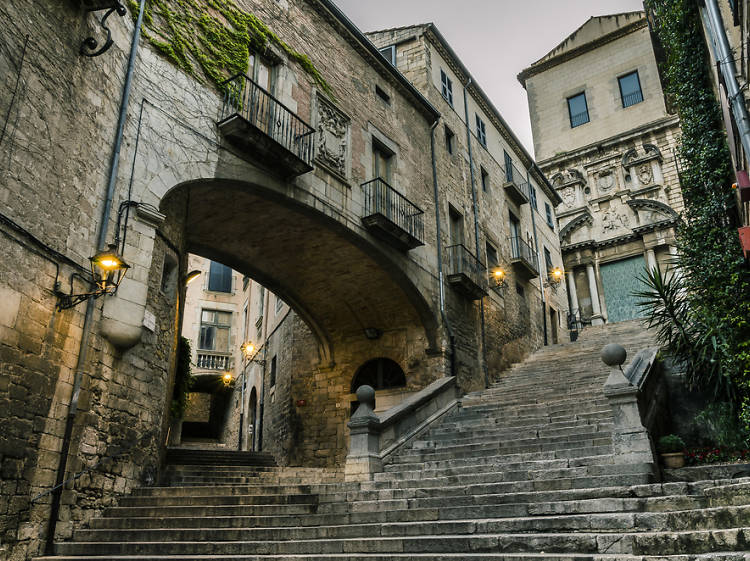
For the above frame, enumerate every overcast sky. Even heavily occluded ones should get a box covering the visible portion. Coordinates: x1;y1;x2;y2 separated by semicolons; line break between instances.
332;0;645;156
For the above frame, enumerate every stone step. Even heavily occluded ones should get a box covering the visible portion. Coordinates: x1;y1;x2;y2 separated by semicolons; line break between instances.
72;505;750;544
53;527;750;556
414;422;615;447
37;554;750;561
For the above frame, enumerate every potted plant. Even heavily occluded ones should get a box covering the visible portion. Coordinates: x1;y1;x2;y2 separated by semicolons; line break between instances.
658;434;686;468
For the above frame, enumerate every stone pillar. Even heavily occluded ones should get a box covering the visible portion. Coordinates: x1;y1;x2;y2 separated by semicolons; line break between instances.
586;263;604;325
345;386;382;481
645;248;658;273
603;364;657;467
566;268;580;315
668;245;683;282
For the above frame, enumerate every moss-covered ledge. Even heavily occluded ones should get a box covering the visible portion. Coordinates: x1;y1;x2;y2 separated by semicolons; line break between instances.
125;0;332;96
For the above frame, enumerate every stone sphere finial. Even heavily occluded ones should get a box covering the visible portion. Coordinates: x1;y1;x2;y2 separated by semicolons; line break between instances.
601;343;627;367
356;385;375;405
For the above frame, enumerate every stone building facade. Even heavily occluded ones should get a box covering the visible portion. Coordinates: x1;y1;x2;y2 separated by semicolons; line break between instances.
519;12;684;327
0;1;562;558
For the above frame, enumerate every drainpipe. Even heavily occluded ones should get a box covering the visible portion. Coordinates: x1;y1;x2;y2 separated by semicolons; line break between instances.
702;0;750;161
462;79;489;388
430;118;455;378
46;1;146;553
527;166;548;346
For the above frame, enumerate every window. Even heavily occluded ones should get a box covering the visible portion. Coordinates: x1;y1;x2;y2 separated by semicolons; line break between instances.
257;286;265;316
504;151;513;183
199;310;231;351
440;69;453;106
618;71;643;108
545;202;555;229
480;167;489;192
160;253;177;294
567;92;589;128
475;114;487;148
485;242;498;270
375;85;390;104
248;52;274;92
445;125;455;155
372;140;393;182
529;185;538;210
208;261;232;292
449;205;464;246
275;294;283;314
544;247;553;272
379;45;396;66
269;355;277;387
242;303;248;342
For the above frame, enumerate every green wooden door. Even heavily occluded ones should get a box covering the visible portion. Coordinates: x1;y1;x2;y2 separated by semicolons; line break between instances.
600;255;646;323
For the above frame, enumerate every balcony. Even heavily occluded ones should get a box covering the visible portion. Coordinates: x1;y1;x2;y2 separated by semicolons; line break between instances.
218;74;315;177
503;163;530;206
509;236;539;280
196;351;232;371
446;244;487;300
361;179;425;251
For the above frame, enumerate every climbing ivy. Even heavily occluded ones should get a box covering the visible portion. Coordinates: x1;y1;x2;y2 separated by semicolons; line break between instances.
125;0;332;96
644;0;750;430
170;336;194;419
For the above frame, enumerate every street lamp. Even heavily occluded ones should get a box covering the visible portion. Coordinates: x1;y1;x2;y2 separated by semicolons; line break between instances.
241;341;265;366
489;267;507;293
56;244;130;310
545;266;564;292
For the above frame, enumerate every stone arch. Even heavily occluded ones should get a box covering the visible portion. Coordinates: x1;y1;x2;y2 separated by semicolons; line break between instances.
158;176;439;366
350;357;407;393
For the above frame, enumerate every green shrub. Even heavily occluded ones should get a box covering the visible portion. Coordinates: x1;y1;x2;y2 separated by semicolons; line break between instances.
695;402;750;449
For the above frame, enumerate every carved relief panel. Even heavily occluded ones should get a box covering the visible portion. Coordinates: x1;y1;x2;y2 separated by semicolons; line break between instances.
314;95;351;182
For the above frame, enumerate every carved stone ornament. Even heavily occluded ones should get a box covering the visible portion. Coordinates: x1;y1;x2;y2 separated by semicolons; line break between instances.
622;143;663;168
315;95;350;180
637;163;654;185
561;186;576;207
596;169;616;193
551;168;586;188
601;208;629;232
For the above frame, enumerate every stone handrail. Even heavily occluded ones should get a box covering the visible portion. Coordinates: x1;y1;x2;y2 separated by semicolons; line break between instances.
345;377;459;481
603;346;665;474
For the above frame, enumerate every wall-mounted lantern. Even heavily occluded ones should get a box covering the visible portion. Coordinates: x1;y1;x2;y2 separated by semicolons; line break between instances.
489;267;507;293
183;270;202;285
222;371;234;386
56;244;130;310
545;266;564;292
241;341;266;366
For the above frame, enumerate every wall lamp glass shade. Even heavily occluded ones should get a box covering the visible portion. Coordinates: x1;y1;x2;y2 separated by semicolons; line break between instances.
241;341;265;366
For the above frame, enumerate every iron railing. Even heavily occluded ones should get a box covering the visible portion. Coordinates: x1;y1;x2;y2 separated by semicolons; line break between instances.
446;244;486;288
220;74;315;166
196;351;231;370
361;178;425;243
570;110;589;128
509;235;539;272
622;90;644;108
504;162;530;200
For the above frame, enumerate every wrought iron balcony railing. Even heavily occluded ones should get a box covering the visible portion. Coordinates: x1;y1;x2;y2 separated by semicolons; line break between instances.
570;110;590;128
503;162;530;205
219;74;315;176
509;236;539;279
446;244;487;299
196;351;232;371
361;178;425;250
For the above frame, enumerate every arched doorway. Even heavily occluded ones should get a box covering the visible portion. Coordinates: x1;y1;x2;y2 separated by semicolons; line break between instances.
350;358;407;415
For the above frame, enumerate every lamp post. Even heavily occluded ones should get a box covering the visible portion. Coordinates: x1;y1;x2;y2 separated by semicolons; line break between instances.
55;244;130;310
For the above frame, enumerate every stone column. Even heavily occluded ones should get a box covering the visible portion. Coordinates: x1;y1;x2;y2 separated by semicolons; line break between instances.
345;386;382;481
586;263;604;325
566;268;580;315
645;248;658;273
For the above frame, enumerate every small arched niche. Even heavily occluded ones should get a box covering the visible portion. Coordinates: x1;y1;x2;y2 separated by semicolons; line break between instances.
350;358;408;415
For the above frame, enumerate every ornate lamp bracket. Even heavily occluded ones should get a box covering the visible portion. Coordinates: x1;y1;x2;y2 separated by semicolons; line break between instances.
80;1;128;58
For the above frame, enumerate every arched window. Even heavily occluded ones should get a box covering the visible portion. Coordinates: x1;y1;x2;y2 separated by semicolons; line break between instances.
351;358;406;394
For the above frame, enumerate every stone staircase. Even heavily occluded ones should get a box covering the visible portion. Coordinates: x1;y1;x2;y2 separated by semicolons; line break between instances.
36;320;750;560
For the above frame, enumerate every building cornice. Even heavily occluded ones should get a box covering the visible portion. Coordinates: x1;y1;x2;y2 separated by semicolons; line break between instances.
537;115;681;170
309;0;440;122
518;18;649;88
